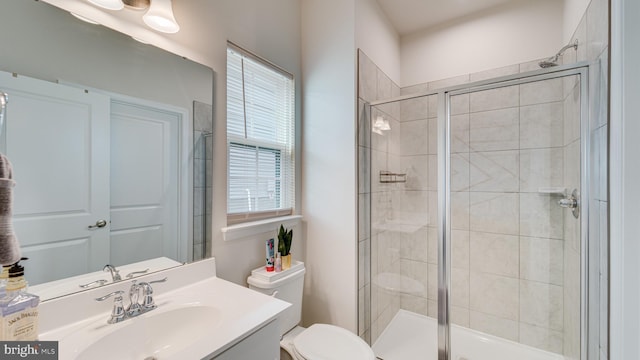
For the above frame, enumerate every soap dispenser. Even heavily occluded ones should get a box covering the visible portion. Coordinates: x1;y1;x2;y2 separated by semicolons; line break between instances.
0;264;10;298
0;257;40;340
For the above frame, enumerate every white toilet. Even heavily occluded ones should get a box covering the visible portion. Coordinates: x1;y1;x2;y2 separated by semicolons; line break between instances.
248;261;375;360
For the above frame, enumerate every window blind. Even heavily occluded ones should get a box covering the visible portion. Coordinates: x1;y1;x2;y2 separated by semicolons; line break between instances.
226;44;295;219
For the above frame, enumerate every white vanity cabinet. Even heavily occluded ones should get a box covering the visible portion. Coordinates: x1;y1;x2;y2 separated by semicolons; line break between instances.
211;319;280;360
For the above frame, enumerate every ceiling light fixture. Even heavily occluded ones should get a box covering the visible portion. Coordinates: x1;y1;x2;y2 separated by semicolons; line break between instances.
87;0;124;11
70;12;100;25
131;36;150;44
373;115;391;134
122;0;150;10
143;0;180;33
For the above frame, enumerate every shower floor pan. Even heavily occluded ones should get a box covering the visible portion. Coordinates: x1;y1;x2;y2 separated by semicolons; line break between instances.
372;310;564;360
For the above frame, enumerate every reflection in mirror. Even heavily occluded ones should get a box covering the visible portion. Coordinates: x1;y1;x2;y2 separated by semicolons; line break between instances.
0;0;214;300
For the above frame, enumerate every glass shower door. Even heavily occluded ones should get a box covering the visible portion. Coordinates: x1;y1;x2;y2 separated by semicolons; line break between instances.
367;93;439;359
446;71;585;360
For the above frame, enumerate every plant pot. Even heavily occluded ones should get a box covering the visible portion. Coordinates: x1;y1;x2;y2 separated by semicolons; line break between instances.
282;254;292;270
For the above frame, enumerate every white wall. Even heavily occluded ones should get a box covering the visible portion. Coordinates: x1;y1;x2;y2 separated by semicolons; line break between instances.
301;0;358;332
400;0;564;86
610;0;640;358
563;0;591;43
42;0;303;286
355;0;401;86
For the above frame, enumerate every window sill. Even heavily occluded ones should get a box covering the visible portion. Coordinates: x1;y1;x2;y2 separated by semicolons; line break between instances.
221;215;302;242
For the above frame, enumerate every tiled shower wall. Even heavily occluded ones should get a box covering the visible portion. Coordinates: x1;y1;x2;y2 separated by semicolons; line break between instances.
571;0;609;359
358;50;582;352
401;72;575;354
357;49;402;343
559;0;609;358
193;101;213;261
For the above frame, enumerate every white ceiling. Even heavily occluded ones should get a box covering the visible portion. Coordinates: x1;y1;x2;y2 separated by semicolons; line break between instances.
375;0;525;36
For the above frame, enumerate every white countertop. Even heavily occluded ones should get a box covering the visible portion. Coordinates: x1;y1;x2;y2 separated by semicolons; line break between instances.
38;258;291;359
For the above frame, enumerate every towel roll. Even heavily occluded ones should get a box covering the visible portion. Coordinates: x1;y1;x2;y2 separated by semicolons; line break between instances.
0;154;21;265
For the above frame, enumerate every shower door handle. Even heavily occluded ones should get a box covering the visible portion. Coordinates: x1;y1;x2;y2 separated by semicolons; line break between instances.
558;198;578;208
558;189;580;219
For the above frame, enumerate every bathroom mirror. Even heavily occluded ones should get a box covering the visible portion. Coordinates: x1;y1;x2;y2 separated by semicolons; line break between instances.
0;0;214;300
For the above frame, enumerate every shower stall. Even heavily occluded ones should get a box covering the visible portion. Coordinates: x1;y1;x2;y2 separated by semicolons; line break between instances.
193;101;213;261
357;49;607;360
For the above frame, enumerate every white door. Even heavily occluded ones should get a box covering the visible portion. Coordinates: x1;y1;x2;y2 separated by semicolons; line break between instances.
109;100;181;266
0;71;110;285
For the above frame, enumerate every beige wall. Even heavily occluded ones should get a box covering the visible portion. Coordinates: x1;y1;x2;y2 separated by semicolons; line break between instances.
355;0;401;85
610;0;640;358
563;0;591;43
301;0;359;332
400;0;564;86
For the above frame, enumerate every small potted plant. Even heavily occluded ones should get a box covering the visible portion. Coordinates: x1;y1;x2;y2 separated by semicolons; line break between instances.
277;224;293;270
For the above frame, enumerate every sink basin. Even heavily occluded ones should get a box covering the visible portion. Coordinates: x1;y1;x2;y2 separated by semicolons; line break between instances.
39;259;291;360
74;306;221;360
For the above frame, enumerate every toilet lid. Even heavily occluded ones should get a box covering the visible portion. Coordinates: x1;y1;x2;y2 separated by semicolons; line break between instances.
293;324;375;360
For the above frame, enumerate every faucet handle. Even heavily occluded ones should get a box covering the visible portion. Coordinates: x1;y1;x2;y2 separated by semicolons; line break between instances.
140;277;168;310
95;290;126;324
125;268;150;279
79;279;108;289
146;277;168;285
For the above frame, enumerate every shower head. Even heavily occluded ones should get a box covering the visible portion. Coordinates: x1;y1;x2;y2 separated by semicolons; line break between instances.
538;39;579;68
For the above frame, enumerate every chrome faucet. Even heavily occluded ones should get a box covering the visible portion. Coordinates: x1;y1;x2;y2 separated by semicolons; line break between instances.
103;264;122;282
139;278;168;311
95;277;168;324
95;290;126;324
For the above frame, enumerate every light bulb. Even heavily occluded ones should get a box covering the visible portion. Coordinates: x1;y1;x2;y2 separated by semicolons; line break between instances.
70;12;100;25
87;0;124;11
143;0;180;33
373;116;385;129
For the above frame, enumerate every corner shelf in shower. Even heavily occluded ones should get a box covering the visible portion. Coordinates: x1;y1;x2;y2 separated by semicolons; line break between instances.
379;170;406;184
373;272;425;295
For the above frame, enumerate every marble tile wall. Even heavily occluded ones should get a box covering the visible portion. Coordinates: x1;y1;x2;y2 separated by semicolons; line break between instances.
360;53;578;353
399;74;569;354
193;101;213;261
562;0;609;359
357;49;402;343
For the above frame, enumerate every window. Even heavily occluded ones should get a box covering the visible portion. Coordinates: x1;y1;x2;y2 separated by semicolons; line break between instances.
226;43;295;223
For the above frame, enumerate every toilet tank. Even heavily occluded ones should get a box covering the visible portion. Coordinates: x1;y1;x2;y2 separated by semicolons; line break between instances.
247;261;306;337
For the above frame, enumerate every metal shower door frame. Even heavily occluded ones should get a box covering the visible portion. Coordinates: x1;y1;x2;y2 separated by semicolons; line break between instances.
366;61;593;360
436;62;591;360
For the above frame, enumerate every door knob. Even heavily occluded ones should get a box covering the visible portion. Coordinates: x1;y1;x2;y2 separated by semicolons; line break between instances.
88;219;108;229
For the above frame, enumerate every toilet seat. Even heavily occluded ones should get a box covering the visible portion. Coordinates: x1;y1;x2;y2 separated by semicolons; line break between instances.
292;324;375;360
